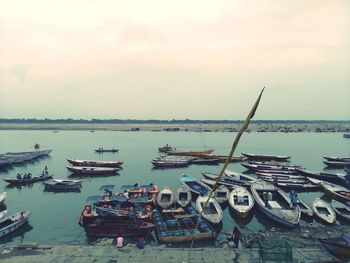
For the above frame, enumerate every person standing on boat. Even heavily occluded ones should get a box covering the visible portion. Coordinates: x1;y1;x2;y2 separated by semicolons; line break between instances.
231;226;242;248
273;176;278;189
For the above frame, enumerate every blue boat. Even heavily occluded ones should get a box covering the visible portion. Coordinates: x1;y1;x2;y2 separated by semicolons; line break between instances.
180;174;211;196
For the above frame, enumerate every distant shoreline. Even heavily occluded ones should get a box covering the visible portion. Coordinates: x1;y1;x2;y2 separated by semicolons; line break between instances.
0;123;349;133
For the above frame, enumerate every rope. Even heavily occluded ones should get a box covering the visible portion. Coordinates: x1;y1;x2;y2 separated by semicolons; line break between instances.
187;87;265;262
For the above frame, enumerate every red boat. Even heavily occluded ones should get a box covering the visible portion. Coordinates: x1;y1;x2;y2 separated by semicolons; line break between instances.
66;166;120;175
84;217;154;237
67;159;123;167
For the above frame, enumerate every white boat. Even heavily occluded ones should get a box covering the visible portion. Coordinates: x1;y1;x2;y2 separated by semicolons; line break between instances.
0;192;7;205
312;198;336;224
0;210;7;220
250;181;300;228
156;187;175;209
331;200;350;221
0;211;30;238
196;195;223;224
176;185;192;208
213;185;230;204
228;186;254;218
53;179;82;184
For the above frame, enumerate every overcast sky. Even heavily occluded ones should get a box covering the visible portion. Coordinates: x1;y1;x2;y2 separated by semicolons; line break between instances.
0;0;349;120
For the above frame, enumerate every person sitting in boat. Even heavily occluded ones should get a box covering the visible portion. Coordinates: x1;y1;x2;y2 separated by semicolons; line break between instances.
27;173;32;179
116;235;124;249
263;192;269;207
23;173;27;179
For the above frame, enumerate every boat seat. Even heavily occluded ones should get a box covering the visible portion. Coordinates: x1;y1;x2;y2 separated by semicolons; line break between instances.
267;201;282;209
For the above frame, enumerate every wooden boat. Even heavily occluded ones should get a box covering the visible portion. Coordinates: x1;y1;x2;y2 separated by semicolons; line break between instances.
249;161;301;169
203;171;255;188
202;154;246;162
152;160;189;168
0;211;30;238
256;172;305;180
250;181;300;227
83;217;154;237
312;198;336;224
320;235;350;259
242;163;298;172
242;153;291;161
156;187;175;209
4;174;53;185
0;210;7;220
152;207;217;243
256;169;297;175
181;174;211;196
331;200;350;221
53;179;82;184
190;158;221;165
167;149;214;157
95;148;119;153
176;185;192;208
324;156;350;162
44;181;81;191
66;166;120;175
0;192;7;205
196;195;223;224
344;133;350;138
297;199;313;218
228;186;254;218
213;185;230;204
67;159;123;167
321;182;350;203
296;168;347;185
324;160;350;168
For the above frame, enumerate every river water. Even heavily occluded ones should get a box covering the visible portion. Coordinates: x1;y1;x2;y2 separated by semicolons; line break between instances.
0;130;349;245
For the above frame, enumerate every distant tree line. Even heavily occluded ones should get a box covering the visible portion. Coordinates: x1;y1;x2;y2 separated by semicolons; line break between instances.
0;118;349;124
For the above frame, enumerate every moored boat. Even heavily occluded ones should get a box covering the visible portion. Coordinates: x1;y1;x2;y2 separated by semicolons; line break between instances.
196;195;223;224
312;198;336;224
152;207;217;243
4;174;53;185
190;158;220;165
228;186;254;218
44;180;81;192
296;168;347;185
156;187;175;209
158;144;174;153
53;179;82;184
176;185;192;208
213;185;229;204
66;166;120;175
242;163;298;172
167;149;215;157
0;211;30;238
203;170;255;188
181;174;211;196
250;181;300;228
320;235;350;259
152;160;189;168
0;192;7;205
242;152;291;161
324;160;350;168
331;200;350;221
67;159;123;167
324;156;350;162
321;182;350;203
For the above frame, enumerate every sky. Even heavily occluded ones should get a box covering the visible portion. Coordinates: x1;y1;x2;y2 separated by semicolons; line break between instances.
0;0;349;120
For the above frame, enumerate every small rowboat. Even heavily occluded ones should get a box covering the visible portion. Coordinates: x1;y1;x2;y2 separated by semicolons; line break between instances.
331;200;350;221
324;160;350;168
53;179;82;184
196;195;223;224
44;181;81;192
251;181;300;228
66;166;120;175
4;174;53;185
320;235;350;260
156;187;175;209
0;211;30;238
324;156;350;162
176;185;192;208
181;174;211;196
228;186;254;218
242;153;291;161
213;185;229;204
67;159;123;167
95;148;119;153
0;210;8;220
312;198;336;224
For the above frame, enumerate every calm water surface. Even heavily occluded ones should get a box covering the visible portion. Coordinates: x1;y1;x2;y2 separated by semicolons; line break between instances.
0;131;349;245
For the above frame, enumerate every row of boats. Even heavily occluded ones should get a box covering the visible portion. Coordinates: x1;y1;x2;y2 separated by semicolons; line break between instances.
66;158;123;175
